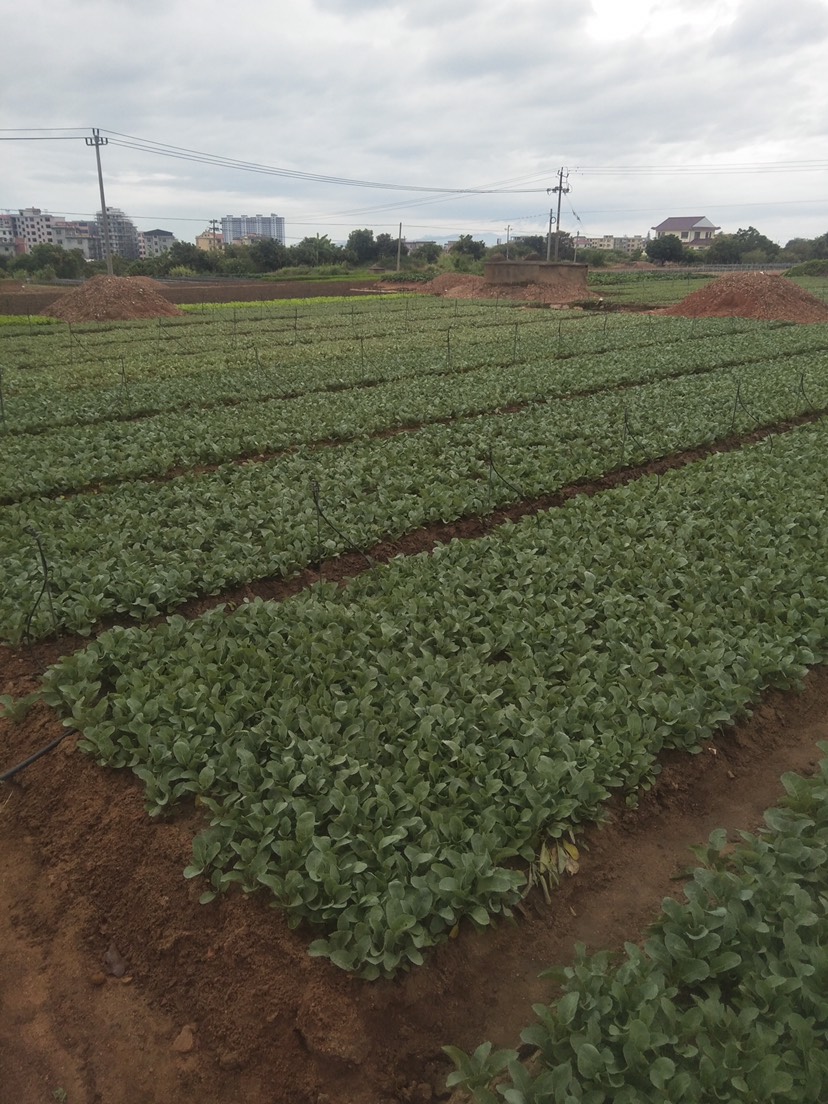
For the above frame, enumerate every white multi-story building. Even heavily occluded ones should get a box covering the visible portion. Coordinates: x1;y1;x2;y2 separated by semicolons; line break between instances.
10;207;57;250
138;229;176;259
573;234;646;254
221;213;285;245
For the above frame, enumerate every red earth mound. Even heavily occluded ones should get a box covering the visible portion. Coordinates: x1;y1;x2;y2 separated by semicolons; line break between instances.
383;272;595;306
40;275;184;323
663;272;828;323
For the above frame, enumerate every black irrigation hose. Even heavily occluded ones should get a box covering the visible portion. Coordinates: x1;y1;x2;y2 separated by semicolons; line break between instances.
487;446;523;500
0;729;74;784
311;481;374;570
23;526;56;645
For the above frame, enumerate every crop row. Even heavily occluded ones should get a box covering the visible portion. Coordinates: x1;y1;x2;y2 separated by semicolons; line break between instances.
1;313;778;430
41;422;828;976
1;298;534;377
4;327;827;501
448;758;828;1103
3;355;827;642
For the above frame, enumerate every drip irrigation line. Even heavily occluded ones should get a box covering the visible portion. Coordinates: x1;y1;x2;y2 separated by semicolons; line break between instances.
311;481;373;570
23;527;57;645
487;446;523;500
0;730;75;784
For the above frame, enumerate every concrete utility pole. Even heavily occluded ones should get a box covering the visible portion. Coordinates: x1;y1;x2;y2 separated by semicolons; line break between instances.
209;218;222;250
505;224;512;259
548;167;570;262
546;207;554;262
86;128;113;275
396;222;402;272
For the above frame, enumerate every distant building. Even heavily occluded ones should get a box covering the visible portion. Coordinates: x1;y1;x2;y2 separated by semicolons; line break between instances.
139;229;176;259
53;219;98;259
196;229;223;252
96;207;140;261
221;213;285;245
0;208;98;258
573;234;646;254
405;240;439;254
651;216;719;249
0;213;20;257
9;207;57;250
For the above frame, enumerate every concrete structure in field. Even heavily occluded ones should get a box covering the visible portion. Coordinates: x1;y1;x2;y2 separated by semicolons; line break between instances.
483;260;589;296
221;213;285;245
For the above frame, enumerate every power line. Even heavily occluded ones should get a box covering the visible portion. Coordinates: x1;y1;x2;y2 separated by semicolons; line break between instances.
99;129;550;195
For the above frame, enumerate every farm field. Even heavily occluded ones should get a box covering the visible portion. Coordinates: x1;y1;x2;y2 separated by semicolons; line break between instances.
1;282;828;1104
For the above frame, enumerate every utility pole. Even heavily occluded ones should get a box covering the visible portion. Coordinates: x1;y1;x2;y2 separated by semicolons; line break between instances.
505;224;512;259
86;128;113;275
548;167;570;262
545;207;554;262
396;222;402;272
209;218;222;251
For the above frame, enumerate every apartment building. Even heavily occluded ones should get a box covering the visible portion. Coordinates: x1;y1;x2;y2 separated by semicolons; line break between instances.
138;229;176;259
221;213;285;245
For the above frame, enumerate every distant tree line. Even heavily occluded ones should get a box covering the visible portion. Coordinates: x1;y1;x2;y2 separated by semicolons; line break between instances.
2;225;828;283
645;226;828;267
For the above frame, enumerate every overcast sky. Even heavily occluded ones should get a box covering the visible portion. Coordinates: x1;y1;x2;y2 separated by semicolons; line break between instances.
2;0;827;246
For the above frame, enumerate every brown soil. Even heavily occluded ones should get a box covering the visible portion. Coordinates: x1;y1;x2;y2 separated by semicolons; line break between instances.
0;278;383;318
2;664;826;1104
663;271;828;323
384;273;595;306
39;276;185;323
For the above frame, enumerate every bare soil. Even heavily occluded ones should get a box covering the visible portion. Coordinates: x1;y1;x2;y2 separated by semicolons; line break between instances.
662;271;828;323
2;665;826;1104
40;276;184;323
0;278;383;318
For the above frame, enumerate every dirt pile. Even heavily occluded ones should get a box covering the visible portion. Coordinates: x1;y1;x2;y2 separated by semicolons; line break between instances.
664;272;828;323
385;272;596;306
40;276;183;322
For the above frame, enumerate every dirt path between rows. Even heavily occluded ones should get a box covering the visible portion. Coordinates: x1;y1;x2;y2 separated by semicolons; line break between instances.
2;668;826;1104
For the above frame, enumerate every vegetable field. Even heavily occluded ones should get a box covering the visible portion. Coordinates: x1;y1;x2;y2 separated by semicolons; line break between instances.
2;289;827;1103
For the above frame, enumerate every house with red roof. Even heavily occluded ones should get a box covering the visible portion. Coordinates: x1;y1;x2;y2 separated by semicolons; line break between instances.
651;216;720;249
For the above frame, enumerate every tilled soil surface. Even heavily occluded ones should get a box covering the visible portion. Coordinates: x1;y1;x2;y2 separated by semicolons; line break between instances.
2;666;826;1104
0;278;383;317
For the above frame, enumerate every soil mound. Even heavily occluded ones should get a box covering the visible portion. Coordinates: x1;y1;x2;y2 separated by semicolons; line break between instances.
40;276;183;322
384;272;597;306
664;272;828;323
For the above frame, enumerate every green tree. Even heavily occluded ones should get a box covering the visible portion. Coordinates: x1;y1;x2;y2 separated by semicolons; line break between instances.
346;228;377;264
734;226;780;260
11;243;87;280
781;238;815;262
248;238;289;272
645;235;685;265
414;242;443;264
704;234;742;264
375;232;406;259
289;235;343;266
451;234;487;260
